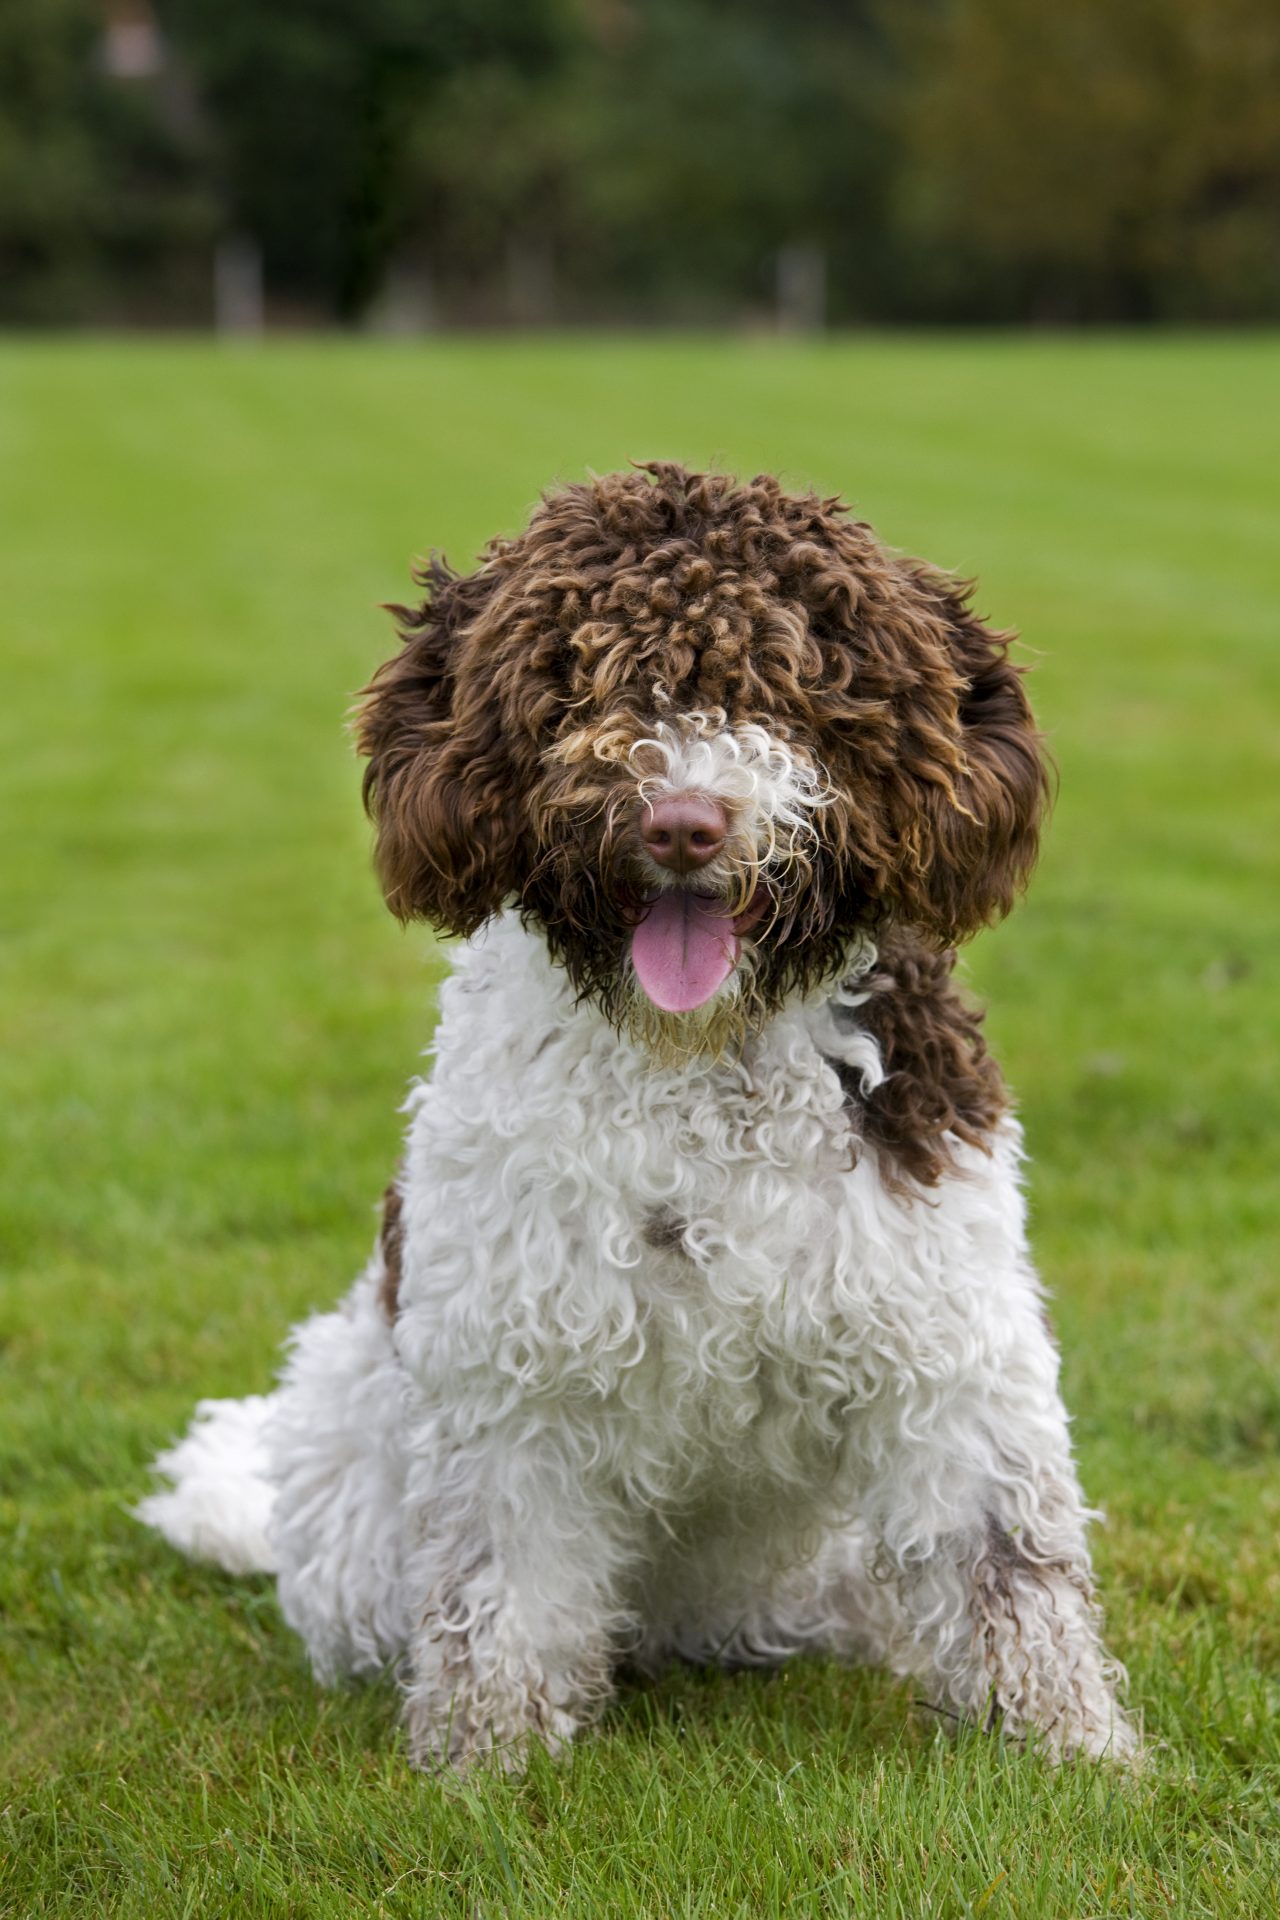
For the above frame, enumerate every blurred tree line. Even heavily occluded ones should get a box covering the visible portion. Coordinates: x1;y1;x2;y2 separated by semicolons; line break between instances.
3;0;1279;327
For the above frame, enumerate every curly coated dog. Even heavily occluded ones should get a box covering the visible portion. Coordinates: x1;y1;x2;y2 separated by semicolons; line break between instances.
141;463;1137;1769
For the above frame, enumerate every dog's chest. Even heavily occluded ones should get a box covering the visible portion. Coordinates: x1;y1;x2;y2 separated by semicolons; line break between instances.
404;938;896;1397
397;923;1007;1482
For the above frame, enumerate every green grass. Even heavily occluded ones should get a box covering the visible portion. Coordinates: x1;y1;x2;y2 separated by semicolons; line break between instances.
2;334;1278;1916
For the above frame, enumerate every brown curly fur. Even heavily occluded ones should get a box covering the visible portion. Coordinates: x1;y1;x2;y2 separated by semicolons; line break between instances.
357;463;1047;1145
377;1182;404;1322
833;931;1008;1189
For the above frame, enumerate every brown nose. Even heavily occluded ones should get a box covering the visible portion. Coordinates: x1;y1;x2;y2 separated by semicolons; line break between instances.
640;793;728;873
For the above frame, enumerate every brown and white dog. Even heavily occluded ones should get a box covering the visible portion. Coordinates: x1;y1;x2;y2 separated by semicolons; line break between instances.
141;464;1136;1769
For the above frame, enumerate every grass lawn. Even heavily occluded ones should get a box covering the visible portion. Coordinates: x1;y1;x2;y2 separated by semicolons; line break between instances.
1;334;1278;1916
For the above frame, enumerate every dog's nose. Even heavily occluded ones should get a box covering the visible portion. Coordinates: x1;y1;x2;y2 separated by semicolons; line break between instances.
640;793;728;873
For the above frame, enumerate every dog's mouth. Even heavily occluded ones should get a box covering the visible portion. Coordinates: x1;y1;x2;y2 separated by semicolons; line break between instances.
629;887;769;1014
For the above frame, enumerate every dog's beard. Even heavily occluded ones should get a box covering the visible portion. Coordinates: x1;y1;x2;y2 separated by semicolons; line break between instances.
533;892;768;1065
618;942;765;1067
525;802;874;1063
529;865;877;1061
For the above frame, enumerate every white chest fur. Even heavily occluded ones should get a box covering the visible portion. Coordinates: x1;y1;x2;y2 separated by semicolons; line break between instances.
394;917;1037;1509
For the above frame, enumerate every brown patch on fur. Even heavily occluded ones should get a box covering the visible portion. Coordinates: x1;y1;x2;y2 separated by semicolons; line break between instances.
836;931;1008;1189
980;1514;1089;1596
983;1517;1036;1591
641;1209;691;1256
972;1517;1096;1734
378;1182;404;1322
357;464;1050;1033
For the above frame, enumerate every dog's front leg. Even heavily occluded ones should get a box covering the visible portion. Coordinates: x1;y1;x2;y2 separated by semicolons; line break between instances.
398;1430;628;1772
888;1503;1138;1762
868;1394;1138;1762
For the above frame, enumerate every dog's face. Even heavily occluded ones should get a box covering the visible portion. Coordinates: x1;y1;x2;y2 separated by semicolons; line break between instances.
358;465;1048;1056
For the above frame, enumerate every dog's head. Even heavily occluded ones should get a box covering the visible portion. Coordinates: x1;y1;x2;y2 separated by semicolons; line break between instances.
357;465;1048;1056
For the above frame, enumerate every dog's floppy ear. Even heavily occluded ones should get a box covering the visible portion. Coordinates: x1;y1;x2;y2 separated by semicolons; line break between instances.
890;562;1051;944
356;556;526;934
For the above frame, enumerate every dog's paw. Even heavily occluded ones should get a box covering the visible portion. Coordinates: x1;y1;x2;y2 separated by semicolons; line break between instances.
405;1693;578;1776
1006;1702;1144;1770
1068;1707;1144;1770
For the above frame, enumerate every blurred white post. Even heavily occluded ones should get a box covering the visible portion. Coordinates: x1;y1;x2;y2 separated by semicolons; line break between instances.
777;242;826;335
365;262;436;335
506;237;555;327
101;3;164;80
214;235;264;337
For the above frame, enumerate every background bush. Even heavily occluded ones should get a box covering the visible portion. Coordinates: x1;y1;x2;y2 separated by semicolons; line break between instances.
4;0;1279;328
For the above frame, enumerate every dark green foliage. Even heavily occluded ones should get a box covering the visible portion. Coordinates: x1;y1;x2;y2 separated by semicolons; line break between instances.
4;0;1280;323
412;0;896;322
892;0;1280;323
0;0;216;323
160;0;574;315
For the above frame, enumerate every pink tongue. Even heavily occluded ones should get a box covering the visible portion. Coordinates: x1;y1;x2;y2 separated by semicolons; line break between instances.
631;892;739;1013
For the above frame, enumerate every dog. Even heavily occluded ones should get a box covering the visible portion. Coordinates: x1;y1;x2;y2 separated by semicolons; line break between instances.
141;463;1136;1768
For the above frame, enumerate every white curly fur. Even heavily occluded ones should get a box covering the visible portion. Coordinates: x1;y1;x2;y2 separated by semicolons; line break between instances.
140;721;1136;1771
628;710;830;854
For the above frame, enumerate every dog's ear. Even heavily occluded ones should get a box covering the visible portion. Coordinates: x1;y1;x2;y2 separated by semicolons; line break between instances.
888;563;1051;944
356;556;526;934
